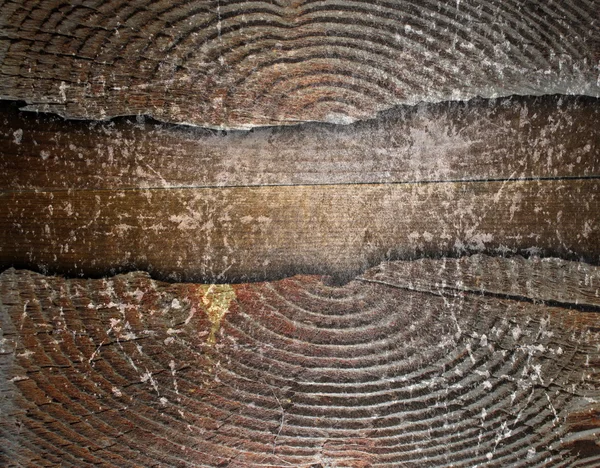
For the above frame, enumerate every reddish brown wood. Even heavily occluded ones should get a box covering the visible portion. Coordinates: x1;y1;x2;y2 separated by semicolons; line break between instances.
0;4;598;467
1;256;599;466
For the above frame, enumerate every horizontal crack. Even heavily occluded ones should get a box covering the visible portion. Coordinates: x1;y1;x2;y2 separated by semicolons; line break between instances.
357;277;600;314
2;175;600;195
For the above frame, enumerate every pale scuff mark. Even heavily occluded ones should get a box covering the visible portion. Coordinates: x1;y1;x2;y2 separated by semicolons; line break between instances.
199;284;236;345
12;128;23;144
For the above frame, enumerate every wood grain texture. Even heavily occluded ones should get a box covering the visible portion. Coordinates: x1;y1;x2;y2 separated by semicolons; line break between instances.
1;94;598;282
1;256;599;467
1;179;598;282
1;95;599;191
1;0;598;128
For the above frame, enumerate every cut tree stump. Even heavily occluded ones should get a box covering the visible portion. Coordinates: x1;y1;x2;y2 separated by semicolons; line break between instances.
1;256;599;467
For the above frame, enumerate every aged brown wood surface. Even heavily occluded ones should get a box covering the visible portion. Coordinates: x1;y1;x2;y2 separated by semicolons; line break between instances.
1;179;599;283
0;0;598;128
1;96;599;190
1;2;599;466
1;256;599;467
1;95;598;282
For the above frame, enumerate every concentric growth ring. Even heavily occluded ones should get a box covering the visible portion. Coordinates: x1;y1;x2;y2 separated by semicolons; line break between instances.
1;255;599;466
1;0;598;127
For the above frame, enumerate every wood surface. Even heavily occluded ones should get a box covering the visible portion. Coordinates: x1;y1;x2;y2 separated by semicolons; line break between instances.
1;256;599;467
1;95;598;282
1;0;598;128
1;95;599;191
1;1;599;466
1;179;599;283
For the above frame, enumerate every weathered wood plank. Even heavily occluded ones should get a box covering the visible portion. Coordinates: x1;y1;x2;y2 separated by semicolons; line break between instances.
1;95;599;191
0;179;598;282
1;0;598;127
1;256;599;466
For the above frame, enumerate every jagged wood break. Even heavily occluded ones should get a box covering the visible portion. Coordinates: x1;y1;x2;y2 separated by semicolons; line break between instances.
1;96;599;191
1;255;599;467
0;0;598;127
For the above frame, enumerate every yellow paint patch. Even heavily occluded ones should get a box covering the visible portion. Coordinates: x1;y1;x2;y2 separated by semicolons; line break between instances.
199;284;236;345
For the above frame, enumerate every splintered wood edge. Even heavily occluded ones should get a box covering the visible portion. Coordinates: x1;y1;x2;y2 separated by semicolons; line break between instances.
1;95;599;191
0;255;599;466
1;0;598;127
359;255;600;310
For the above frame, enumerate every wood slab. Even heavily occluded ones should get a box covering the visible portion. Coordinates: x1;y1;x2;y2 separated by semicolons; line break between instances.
1;0;598;127
1;2;599;467
1;95;599;191
1;95;598;282
1;256;599;466
1;179;598;282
